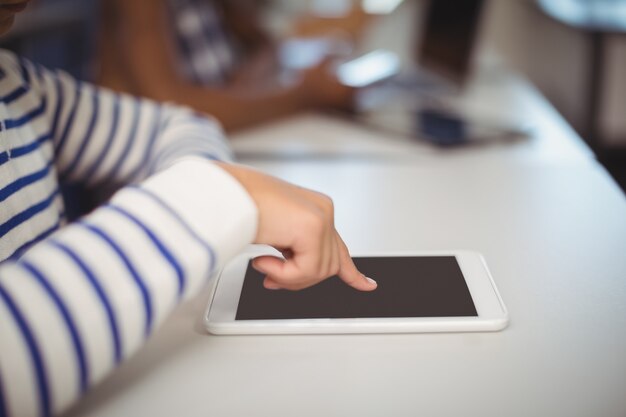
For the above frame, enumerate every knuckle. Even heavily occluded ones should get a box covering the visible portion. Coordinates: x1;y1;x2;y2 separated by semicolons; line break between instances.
317;194;335;220
318;193;334;211
308;191;334;215
299;193;336;232
339;264;360;284
341;272;358;284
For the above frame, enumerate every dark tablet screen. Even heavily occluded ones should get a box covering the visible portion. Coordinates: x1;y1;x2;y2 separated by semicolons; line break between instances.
235;256;477;320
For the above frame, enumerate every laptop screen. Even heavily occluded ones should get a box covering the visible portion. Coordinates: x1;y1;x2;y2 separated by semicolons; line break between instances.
417;0;486;85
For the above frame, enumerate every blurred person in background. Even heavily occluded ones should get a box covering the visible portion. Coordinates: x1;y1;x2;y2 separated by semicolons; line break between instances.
98;0;372;131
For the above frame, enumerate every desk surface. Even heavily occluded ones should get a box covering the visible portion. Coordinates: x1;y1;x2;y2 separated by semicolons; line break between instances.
65;22;626;417
67;160;626;417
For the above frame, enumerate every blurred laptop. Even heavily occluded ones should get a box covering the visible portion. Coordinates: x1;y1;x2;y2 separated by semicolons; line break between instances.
346;0;530;146
417;0;486;87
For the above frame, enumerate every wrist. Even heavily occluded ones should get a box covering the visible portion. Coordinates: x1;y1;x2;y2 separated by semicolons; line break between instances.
141;159;259;266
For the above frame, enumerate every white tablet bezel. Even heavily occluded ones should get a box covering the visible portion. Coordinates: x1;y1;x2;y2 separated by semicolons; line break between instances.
204;247;508;335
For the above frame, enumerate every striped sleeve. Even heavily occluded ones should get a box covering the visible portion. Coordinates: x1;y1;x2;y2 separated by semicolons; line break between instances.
1;52;259;416
20;53;233;189
0;158;258;417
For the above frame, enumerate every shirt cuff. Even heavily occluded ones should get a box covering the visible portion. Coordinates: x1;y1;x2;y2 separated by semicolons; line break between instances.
139;157;258;268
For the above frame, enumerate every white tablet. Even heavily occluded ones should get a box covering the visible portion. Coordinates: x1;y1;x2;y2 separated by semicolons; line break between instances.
204;247;508;335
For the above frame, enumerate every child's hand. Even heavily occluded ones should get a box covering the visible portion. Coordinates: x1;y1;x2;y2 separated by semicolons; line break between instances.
216;162;377;291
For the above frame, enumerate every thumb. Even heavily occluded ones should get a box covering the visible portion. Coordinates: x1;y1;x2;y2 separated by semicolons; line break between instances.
251;255;287;278
251;255;308;290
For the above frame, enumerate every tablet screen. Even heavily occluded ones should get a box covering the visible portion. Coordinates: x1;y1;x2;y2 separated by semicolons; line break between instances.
235;256;477;320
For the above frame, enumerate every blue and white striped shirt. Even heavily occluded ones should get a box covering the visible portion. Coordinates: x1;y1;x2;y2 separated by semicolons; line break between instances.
0;50;258;417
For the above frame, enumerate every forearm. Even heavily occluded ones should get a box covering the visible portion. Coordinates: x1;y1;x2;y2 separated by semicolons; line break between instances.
0;159;257;417
144;81;311;132
103;0;311;131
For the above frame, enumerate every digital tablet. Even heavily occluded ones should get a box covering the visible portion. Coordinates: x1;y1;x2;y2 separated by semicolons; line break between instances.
204;247;508;335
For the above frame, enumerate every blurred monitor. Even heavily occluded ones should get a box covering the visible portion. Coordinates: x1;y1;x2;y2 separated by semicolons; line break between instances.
417;0;486;86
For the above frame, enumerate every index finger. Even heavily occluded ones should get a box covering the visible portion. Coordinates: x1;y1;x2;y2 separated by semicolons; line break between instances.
335;234;377;291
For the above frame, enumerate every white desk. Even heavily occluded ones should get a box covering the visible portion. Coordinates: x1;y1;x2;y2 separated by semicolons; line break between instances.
65;64;626;416
66;161;626;417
